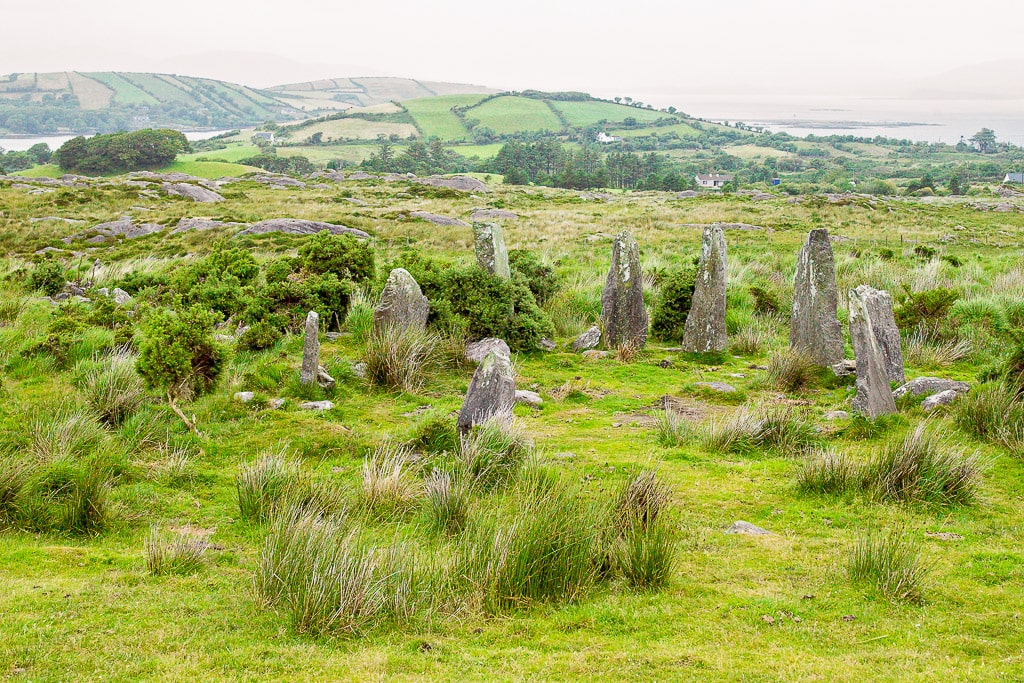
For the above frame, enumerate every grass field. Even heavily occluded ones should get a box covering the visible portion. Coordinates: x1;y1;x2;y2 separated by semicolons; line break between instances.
465;96;564;135
610;122;702;139
282;118;418;143
552;100;669;128
179;143;261;164
82;73;159;106
726;144;795;160
2;141;1024;681
276;144;379;164
403;94;486;140
11;164;63;178
160;160;258;177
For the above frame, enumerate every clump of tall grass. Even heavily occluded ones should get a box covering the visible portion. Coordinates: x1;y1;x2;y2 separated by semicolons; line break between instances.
149;444;195;487
544;274;601;337
363;325;439;392
29;409;106;461
796;448;858;494
0;295;27;326
954;383;1024;454
0;452;113;534
848;529;928;604
615;339;642;364
767;350;819;393
455;477;603;614
659;404;815;455
423;470;468;535
458;414;532;490
903;329;972;369
237;449;304;522
80;353;146;426
253;505;418;636
730;325;768;356
145;526;208;575
610;471;677;589
864;423;981;505
361;444;419;517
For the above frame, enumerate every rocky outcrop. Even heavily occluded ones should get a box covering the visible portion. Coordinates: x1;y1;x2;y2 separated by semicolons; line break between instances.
169;218;246;234
682;225;728;353
472;222;510;279
409;211;469;227
601;231;648;349
790;228;843;365
413;175;490;193
373;268;429;334
63;217;164;243
470;208;519;221
457;350;516;433
235;219;370;239
162;183;224;203
849;285;898;418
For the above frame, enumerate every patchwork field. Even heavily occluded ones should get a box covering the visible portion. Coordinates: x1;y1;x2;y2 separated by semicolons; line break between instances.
0;171;1023;681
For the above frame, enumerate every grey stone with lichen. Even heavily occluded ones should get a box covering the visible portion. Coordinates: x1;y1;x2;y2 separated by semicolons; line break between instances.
849;285;897;418
790;228;843;365
373;268;429;334
457;350;516;433
682;225;727;353
472;222;510;279
300;311;320;386
600;231;648;349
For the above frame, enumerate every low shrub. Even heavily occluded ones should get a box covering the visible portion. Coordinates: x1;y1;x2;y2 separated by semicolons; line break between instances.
650;268;696;342
748;283;781;315
509;249;558;306
895;286;958;336
848;529;928;604
237;321;282;352
408;413;459;454
29;260;65;296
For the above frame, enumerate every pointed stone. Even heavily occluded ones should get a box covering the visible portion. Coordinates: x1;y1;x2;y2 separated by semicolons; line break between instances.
682;225;727;353
573;324;601;352
457;349;516;433
472;222;510;279
600;231;648;349
859;287;905;384
790;228;843;365
373;268;429;334
300;311;320;386
849;285;897;418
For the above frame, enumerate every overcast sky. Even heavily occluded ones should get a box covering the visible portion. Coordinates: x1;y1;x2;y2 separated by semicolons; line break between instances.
2;0;1021;98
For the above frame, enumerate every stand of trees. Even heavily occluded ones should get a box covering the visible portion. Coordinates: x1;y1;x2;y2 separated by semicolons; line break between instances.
54;129;190;174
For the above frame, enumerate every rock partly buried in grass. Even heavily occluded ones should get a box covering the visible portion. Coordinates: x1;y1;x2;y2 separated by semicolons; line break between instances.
573;325;601;352
791;228;844;365
465;337;510;364
458;349;516;433
921;390;963;412
162;182;224;203
470;208;519;221
682;225;728;353
536;337;556;352
63;217;164;243
300;400;334;411
300;311;321;387
373;268;429;334
848;285;898;418
409;211;469;227
169;217;247;235
268;398;287;410
582;349;610;360
248;173;306;189
726;521;773;535
831;359;857;377
893;376;971;399
234;391;255;403
694;381;736;393
235;219;370;239
515;390;543;407
601;230;648;350
823;410;850;420
111;288;133;305
413;175;490;193
472;222;510;279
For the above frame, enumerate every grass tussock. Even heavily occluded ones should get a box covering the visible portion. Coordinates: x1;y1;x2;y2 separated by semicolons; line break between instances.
661;404;816;455
864;423;981;505
796;448;859;495
361;443;420;517
903;330;973;369
0;295;27;326
848;529;928;604
615;339;641;364
363;325;440;392
730;325;768;356
423;470;469;535
80;353;146;426
954;383;1024;454
457;414;532;491
610;471;677;589
0;451;113;534
767;350;820;393
145;526;208;575
237;449;304;522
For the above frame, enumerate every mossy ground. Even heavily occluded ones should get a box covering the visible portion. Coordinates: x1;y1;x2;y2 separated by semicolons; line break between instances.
1;176;1023;680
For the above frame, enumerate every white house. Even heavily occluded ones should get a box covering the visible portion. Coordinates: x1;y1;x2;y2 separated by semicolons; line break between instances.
695;173;734;189
252;132;275;143
1005;172;1024;184
595;132;619;143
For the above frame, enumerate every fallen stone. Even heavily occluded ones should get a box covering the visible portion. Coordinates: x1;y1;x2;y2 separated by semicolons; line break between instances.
694;382;736;393
515;389;543;406
824;410;850;420
317;366;336;390
111;288;132;305
537;337;556;352
162;182;224;203
465;337;510;363
726;521;773;536
790;228;843;365
351;362;368;379
234;391;255;403
473;222;510;279
893;377;971;399
831;359;857;377
601;230;648;349
848;285;898;418
373;268;429;334
300;311;320;386
470;208;519;221
682;225;728;353
409;211;468;227
922;390;963;412
29;216;84;224
235;219;370;239
573;325;602;353
300;400;334;411
457;350;516;432
582;350;610;360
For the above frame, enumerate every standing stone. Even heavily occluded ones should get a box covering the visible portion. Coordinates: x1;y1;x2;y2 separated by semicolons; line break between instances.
682;225;728;353
457;350;516;433
859;286;905;384
373;268;429;334
300;311;320;386
473;222;510;279
600;231;648;349
790;228;843;365
848;286;897;418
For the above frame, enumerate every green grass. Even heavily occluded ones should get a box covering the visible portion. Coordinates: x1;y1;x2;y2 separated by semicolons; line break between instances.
451;143;505;160
178;143;261;164
609;122;701;138
552;100;668;128
83;72;160;105
159;160;259;178
465;95;564;135
11;164;62;178
403;94;485;140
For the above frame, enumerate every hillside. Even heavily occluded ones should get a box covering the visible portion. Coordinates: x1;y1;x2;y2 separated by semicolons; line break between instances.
267;77;498;114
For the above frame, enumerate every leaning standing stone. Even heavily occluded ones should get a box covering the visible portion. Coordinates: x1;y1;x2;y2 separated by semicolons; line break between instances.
473;222;510;279
600;231;648;349
300;311;320;386
790;228;843;365
373;268;429;334
682;225;727;353
849;286;897;418
859;286;905;384
457;349;516;433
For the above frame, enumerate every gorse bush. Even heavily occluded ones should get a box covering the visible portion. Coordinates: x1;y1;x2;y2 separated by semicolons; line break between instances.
651;268;696;342
864;424;981;505
848;529;928;604
363;325;439;392
237;321;282;352
145;526;208;576
509;249;559;306
895;286;959;335
28;259;66;296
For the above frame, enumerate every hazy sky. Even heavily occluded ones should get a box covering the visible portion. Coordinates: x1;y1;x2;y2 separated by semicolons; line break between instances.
1;0;1021;97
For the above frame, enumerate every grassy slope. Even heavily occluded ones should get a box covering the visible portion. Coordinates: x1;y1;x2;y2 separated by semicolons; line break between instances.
403;94;486;140
552;100;668;128
466;96;564;135
0;179;1023;680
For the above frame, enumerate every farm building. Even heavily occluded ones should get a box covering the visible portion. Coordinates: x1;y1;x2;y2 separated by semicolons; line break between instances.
1005;172;1024;184
252;132;275;143
696;173;734;188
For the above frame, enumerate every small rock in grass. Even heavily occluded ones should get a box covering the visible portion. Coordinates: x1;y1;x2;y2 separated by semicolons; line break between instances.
925;531;963;541
582;350;610;360
351;362;368;379
726;521;773;535
893;376;971;399
268;398;287;410
300;400;334;411
659;359;674;369
922;390;962;412
823;410;850;420
694;381;736;393
316;366;336;390
112;288;133;305
234;391;255;403
831;359;857;377
537;337;556;352
515;390;543;407
573;325;601;352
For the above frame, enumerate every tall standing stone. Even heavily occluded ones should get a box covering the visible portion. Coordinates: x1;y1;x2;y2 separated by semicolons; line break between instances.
790;228;844;365
457;348;516;433
600;231;648;349
859;286;905;384
300;311;320;386
473;222;510;279
373;268;429;334
849;286;897;418
682;225;728;353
